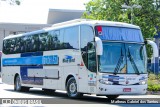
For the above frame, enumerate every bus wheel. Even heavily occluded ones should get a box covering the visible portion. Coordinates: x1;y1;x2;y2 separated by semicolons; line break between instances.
106;95;119;99
14;75;29;92
66;77;82;98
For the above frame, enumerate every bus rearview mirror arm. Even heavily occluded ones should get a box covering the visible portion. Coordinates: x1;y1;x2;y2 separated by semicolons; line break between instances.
146;40;158;74
144;40;147;45
146;40;158;57
95;37;103;55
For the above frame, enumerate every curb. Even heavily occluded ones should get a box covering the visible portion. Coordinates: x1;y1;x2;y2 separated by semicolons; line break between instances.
146;91;160;95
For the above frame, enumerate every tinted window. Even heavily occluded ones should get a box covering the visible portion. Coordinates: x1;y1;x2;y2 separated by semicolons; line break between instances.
3;26;80;54
3;39;13;54
25;36;32;52
88;42;97;72
48;30;63;50
14;38;21;53
64;26;79;49
81;25;94;51
80;25;94;70
20;36;26;53
3;40;8;54
5;37;25;54
39;32;48;51
31;34;39;52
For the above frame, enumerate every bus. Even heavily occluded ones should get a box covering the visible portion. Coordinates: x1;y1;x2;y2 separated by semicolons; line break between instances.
1;19;148;99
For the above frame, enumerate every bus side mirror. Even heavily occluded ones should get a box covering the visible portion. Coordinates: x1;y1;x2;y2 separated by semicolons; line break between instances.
87;42;94;50
95;37;103;55
146;40;158;57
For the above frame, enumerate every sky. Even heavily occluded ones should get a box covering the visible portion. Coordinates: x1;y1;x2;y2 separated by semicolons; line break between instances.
0;0;90;24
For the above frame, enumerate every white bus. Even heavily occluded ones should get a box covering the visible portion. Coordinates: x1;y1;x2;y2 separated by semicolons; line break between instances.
1;19;148;99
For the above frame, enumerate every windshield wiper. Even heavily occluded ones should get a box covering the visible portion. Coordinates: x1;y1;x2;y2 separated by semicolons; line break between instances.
114;48;124;75
127;48;140;75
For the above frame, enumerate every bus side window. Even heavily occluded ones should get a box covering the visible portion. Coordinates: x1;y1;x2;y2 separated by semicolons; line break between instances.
15;38;21;53
25;36;32;52
11;39;16;54
6;40;11;54
80;25;96;72
39;33;48;51
87;42;97;72
20;36;26;53
48;31;54;50
3;40;7;54
48;30;62;50
32;34;39;52
63;26;79;50
54;30;61;49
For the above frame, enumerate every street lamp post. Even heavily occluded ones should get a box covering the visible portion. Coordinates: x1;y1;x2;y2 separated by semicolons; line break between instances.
122;4;142;24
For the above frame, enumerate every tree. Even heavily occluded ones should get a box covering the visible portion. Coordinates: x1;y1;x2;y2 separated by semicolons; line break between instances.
15;0;21;5
1;0;21;5
83;0;160;58
83;0;160;39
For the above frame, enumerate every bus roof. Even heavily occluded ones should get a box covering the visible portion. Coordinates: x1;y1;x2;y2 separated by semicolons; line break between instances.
4;19;140;40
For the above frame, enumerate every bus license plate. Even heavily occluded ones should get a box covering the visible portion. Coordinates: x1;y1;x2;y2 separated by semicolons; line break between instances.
123;88;131;92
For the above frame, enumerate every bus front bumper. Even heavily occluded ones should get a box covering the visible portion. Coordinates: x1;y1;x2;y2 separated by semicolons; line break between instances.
96;84;147;95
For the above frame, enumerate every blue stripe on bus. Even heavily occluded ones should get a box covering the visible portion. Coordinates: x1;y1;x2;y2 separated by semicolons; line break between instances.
20;66;44;85
102;75;125;85
2;55;59;66
102;75;125;79
20;52;44;85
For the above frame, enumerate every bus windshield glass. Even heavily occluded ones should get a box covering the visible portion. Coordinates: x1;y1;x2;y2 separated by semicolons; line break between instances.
95;26;147;74
95;26;144;42
99;42;147;74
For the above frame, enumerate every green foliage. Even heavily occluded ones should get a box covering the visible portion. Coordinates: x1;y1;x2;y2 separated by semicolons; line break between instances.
83;0;125;21
148;73;160;91
146;44;153;58
157;74;160;80
148;84;160;91
148;73;157;80
83;0;160;38
15;0;20;5
83;0;160;57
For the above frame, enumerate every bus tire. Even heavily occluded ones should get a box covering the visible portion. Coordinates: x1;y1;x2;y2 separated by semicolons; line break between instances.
66;77;82;98
106;95;119;99
14;75;29;92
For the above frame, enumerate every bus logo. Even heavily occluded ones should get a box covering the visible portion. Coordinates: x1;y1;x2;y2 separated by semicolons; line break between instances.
63;55;75;63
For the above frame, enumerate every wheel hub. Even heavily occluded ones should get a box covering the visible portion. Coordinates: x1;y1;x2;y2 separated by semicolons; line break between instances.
69;82;76;93
16;77;20;90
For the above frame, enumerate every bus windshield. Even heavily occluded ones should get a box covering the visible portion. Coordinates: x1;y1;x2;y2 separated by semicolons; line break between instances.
99;42;147;74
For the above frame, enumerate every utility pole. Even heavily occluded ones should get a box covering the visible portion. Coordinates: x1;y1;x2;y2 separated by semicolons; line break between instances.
122;4;142;24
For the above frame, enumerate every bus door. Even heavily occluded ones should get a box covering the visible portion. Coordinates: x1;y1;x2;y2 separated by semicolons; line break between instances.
78;62;88;93
78;42;97;93
87;42;97;93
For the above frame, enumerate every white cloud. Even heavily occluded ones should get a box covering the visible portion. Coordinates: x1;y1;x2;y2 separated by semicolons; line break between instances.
0;0;90;24
21;0;89;10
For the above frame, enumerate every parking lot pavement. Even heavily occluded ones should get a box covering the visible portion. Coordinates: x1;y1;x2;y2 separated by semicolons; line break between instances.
0;76;160;98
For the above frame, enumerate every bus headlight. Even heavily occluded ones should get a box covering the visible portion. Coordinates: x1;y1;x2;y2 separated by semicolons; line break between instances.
99;79;112;85
139;80;146;85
